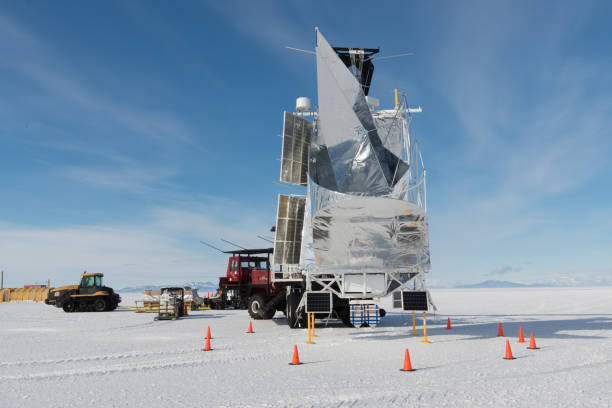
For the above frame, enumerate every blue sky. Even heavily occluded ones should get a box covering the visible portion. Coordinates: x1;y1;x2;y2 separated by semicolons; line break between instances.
1;1;611;287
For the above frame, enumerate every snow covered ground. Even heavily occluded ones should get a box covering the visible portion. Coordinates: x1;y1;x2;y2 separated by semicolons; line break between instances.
1;287;611;407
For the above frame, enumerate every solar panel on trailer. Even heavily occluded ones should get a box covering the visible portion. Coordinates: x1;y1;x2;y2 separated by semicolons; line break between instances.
280;111;312;186
273;194;306;265
392;291;402;308
306;292;332;313
401;291;428;311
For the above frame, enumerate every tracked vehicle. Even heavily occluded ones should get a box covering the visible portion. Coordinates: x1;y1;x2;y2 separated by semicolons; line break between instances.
46;273;121;312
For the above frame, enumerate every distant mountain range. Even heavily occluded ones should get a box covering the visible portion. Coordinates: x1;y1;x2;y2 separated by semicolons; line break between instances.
119;278;612;293
454;280;542;288
118;281;218;293
453;279;612;288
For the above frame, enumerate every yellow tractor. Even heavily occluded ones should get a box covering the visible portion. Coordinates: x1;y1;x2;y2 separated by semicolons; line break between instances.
46;273;121;312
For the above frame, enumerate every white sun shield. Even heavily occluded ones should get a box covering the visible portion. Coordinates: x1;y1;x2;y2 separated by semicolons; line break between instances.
342;273;386;296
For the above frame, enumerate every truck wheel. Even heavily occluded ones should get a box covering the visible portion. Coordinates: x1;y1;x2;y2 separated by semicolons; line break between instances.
93;298;106;312
62;301;75;313
286;293;306;328
77;302;88;312
263;308;276;319
248;294;267;320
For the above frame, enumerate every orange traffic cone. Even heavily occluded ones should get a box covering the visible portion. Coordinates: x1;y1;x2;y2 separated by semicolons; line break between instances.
497;323;504;337
504;339;515;360
206;326;212;340
400;349;414;372
446;317;452;330
527;332;539;349
203;337;212;351
289;344;302;365
247;320;254;333
518;326;525;343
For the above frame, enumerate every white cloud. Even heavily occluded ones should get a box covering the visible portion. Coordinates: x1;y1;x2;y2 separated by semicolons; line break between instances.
426;3;612;283
0;10;37;44
206;1;307;52
0;203;272;288
0;11;198;147
59;164;177;193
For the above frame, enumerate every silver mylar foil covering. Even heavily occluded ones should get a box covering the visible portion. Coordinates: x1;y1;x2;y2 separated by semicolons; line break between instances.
300;29;430;275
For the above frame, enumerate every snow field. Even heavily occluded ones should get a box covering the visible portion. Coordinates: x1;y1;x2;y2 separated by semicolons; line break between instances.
1;287;611;407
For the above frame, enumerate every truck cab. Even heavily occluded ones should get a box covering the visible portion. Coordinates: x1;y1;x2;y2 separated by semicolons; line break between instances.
207;248;285;319
226;256;270;284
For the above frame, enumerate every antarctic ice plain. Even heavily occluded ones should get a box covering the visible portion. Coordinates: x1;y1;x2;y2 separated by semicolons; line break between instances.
1;287;611;407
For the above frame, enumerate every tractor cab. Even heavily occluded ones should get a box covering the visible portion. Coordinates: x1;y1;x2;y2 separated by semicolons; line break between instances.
79;273;104;295
226;255;270;284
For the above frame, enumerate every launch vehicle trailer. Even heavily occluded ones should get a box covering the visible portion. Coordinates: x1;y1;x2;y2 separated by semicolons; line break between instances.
208;29;435;328
265;29;435;328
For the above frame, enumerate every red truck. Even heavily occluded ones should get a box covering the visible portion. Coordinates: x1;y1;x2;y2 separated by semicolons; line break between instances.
205;248;286;319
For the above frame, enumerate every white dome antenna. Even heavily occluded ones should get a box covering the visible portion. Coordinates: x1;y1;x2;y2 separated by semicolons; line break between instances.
296;97;311;112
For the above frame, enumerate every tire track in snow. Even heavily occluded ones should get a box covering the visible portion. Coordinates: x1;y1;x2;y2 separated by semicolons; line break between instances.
0;347;195;367
0;346;290;381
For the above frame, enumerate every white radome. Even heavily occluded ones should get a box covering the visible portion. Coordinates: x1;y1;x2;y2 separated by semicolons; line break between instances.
296;96;311;111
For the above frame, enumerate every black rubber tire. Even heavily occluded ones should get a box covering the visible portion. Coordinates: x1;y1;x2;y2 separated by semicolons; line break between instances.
248;294;267;320
77;302;88;312
379;308;386;317
62;301;75;313
285;293;306;328
339;306;354;327
341;313;354;327
93;298;106;312
263;308;276;319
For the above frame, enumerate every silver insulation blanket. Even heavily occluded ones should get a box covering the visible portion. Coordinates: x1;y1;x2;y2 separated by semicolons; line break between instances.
300;29;430;274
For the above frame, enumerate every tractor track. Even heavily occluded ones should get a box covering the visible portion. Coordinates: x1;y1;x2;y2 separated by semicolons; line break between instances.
0;345;292;382
0;347;196;367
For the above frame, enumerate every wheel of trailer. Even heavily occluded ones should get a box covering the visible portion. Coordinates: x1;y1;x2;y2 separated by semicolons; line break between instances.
93;298;106;312
285;293;306;328
248;294;266;320
62;301;75;313
339;307;354;327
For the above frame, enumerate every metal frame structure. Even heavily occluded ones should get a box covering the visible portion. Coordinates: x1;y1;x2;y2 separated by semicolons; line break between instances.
271;30;436;326
275;96;431;301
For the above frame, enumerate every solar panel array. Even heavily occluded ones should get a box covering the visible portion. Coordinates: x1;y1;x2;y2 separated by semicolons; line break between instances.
401;291;428;311
273;194;305;266
280;111;311;186
305;292;332;313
